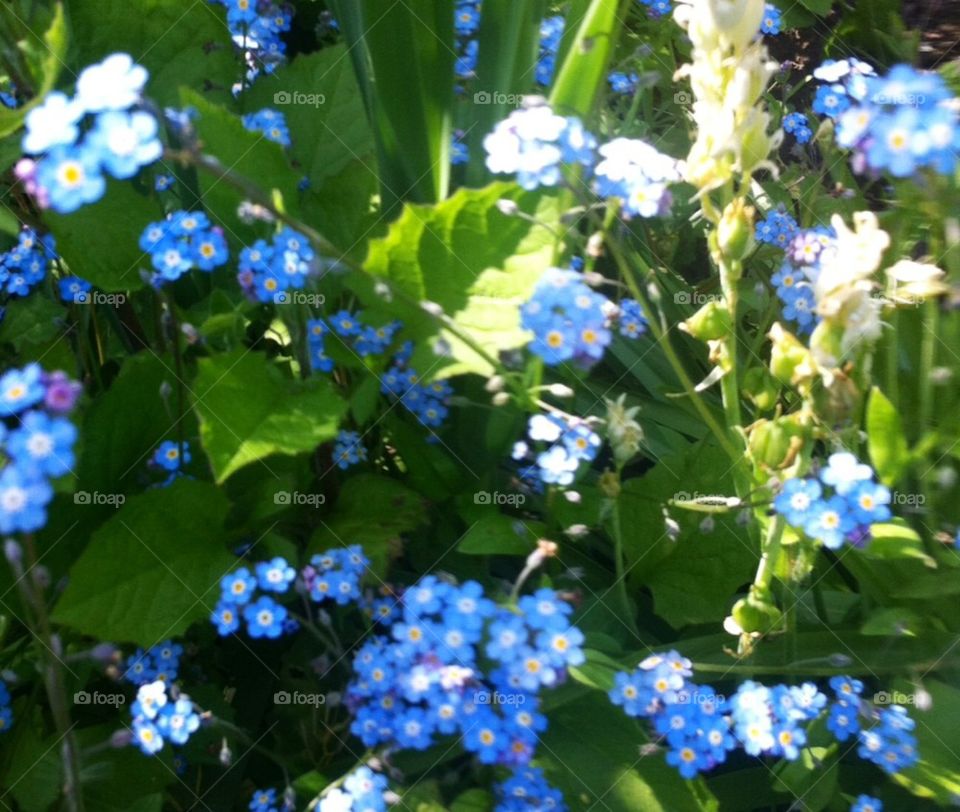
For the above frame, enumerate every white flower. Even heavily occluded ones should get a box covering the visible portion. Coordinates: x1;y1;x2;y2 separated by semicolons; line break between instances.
815;212;890;303
528;414;562;442
885;259;947;303
319;789;353;812
76;53;148;113
135;680;168;720
22;92;83;154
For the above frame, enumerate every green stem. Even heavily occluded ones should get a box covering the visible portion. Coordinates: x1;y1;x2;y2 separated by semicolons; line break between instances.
753;514;786;591
609;488;640;636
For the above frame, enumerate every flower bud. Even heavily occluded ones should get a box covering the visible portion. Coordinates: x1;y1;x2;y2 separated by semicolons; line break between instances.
717;199;755;261
768;322;814;386
742;367;779;411
680;300;731;341
731;586;782;634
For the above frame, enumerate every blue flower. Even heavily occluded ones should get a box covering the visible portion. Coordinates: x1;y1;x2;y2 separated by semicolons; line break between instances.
819;452;874;495
255;557;296;593
0;365;44;416
774;478;823;526
804;495;855;549
133;717;164;755
618;298;647;338
593;137;680;218
0;466;53;534
242;108;291;146
156;697;200;745
760;3;782;34
211;602;241;636
35;145;106;214
88;110;162;179
243;596;288;639
221;568;258;605
152;440;190;472
7;410;77;477
813;84;851;119
827;698;860;742
249;788;278;812
608;71;639;94
58;276;92;303
850;796;883;812
783;111;812;144
191;231;229;271
848;480;892;524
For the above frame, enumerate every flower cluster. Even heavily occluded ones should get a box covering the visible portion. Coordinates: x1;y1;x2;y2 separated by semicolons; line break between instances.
536;16;564;86
347;579;582;776
451;130;470;165
811;58;876;120
484;105;596;191
209;0;292;86
774;452;891;549
327;310;404;358
302;545;369;606
783;112;813;144
593;138;681;218
608;71;639;95
381;352;453;431
520;268;612;366
140;211;229;283
832;64;960;178
242;108;291;147
333;430;367;470
123;640;184;685
609;654;918;781
770;226;835;334
0;228;57;299
0;680;13;734
824;676;918;774
618;298;648;338
237;227;316;303
755;209;798;249
250;788;282;812
212;557;299;638
18;54;158;214
319;767;389;812
0;365;81;534
610;651;737;777
851;797;883;812
495;766;566;812
512;413;601;487
130;679;202;755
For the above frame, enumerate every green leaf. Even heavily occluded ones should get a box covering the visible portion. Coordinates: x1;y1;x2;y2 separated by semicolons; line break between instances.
795;0;832;15
180;88;302;242
548;0;627;117
45;180;160;291
245;46;374;186
0;294;66;351
568;649;627;690
618;444;757;627
0;4;67;137
450;789;494;812
52;479;234;646
307;474;426;576
866;386;909;485
862;522;936;567
771;746;837;811
457;513;539;555
64;0;237;108
327;0;454;210
540;694;717;812
351;183;560;378
77;354;191;499
192;349;347;483
892;679;960;804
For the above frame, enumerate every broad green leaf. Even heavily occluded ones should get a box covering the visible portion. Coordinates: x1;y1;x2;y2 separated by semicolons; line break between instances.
180;88;302;243
457;513;540;555
568;648;627;690
307;474;426;576
450;789;494;812
45;179;160;291
245;45;374;185
52;480;234;645
0;4;67;137
192;349;347;483
892;679;960;804
0;294;66;351
618;443;757;627
548;0;627;117
351;183;560;378
466;0;547;183
77;353;192;498
866;386;909;485
771;746;837;812
327;0;454;210
796;0;832;15
862;522;936;566
540;694;717;812
64;0;236;108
